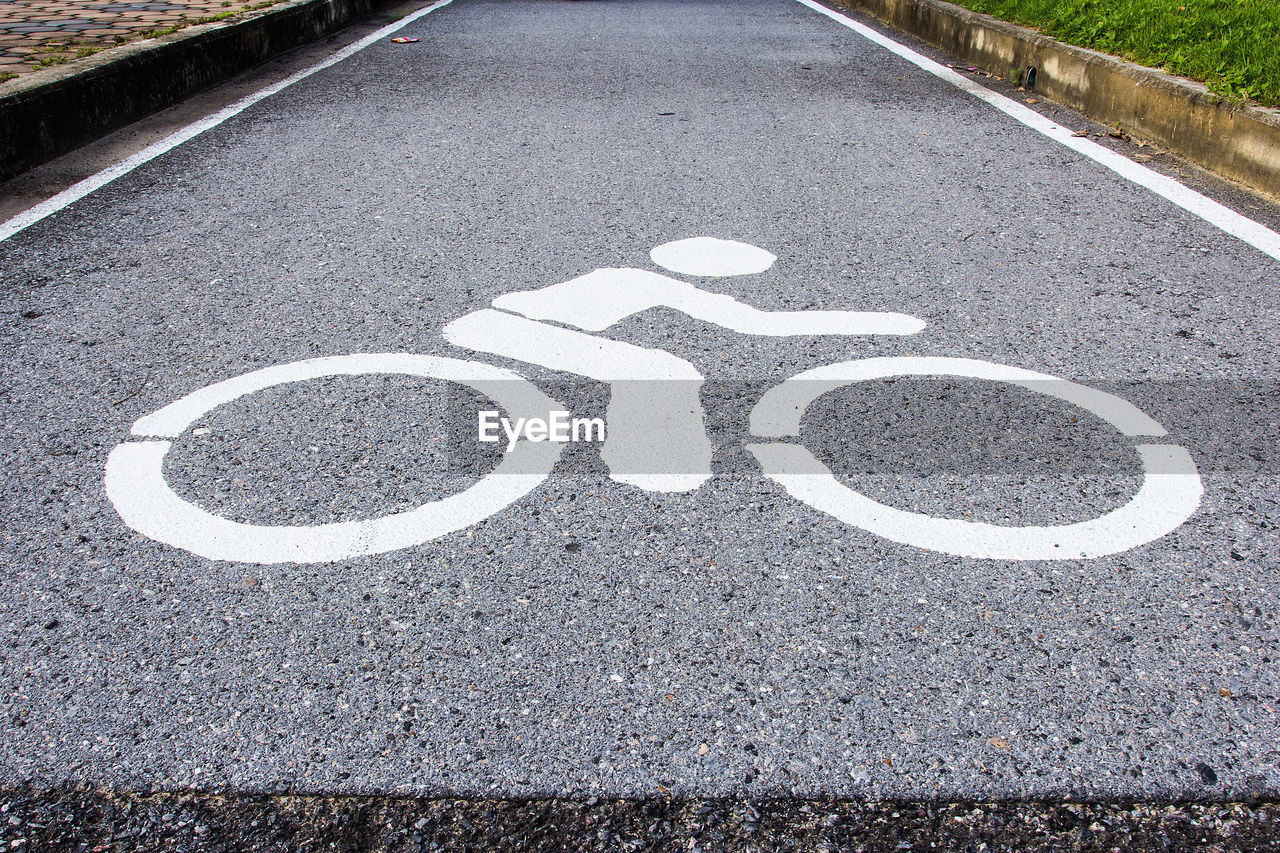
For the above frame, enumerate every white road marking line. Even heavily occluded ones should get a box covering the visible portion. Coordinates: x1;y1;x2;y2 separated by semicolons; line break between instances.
794;0;1280;265
0;0;456;245
493;264;925;335
650;236;778;277
748;356;1202;560
457;246;921;494
749;356;1167;437
749;441;1203;559
106;353;562;564
443;308;713;492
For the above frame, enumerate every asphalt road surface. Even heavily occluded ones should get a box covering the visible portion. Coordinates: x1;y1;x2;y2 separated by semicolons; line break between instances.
2;0;1279;807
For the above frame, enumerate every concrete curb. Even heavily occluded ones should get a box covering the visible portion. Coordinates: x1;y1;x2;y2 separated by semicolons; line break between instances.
0;0;398;182
832;0;1280;200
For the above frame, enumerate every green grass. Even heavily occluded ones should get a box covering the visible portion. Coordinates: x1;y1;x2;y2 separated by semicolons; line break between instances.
0;71;17;84
943;0;1280;106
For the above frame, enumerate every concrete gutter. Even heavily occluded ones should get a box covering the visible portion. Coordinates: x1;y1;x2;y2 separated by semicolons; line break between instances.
832;0;1280;200
0;0;397;182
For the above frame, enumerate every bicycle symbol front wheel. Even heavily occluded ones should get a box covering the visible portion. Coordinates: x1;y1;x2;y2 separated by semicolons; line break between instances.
746;356;1202;560
105;353;563;564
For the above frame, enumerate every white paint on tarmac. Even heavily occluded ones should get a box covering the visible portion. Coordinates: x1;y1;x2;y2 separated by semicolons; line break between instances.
747;355;1203;559
749;441;1203;559
105;247;1205;563
106;353;562;564
444;308;713;492
0;0;457;244
794;0;1280;265
473;250;920;492
749;356;1169;437
650;236;778;277
494;265;926;336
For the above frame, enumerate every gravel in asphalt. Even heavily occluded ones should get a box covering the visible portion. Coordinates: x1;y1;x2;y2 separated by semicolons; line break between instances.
1;0;1278;809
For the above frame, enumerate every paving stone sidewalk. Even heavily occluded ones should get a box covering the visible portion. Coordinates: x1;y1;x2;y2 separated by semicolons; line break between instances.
0;0;279;80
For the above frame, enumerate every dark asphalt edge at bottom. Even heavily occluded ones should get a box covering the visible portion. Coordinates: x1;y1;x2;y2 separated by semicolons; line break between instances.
1;789;1277;851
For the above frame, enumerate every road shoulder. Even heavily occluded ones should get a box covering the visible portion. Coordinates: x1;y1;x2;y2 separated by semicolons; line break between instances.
825;0;1280;201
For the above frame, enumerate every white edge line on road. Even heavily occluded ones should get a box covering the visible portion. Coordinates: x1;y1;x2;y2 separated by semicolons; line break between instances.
794;0;1280;265
0;0;455;244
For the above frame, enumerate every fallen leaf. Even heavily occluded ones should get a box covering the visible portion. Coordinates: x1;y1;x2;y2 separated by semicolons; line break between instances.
1025;97;1040;104
988;737;1011;750
1071;130;1089;137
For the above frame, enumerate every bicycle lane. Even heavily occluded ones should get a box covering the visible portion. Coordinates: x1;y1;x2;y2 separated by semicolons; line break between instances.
1;0;1278;800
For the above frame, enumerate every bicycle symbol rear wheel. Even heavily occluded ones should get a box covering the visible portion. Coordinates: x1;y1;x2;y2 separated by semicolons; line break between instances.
105;353;563;564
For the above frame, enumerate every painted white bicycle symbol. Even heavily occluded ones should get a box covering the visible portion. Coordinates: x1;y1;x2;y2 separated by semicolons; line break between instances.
105;237;1202;564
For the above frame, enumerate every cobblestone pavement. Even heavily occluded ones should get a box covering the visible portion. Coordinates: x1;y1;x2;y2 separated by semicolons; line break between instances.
0;0;276;80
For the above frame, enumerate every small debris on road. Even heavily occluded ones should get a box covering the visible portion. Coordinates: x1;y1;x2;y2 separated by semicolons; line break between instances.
390;37;419;43
1196;762;1219;784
